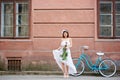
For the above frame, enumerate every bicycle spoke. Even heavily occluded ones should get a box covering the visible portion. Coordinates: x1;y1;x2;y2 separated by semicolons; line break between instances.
72;59;85;76
99;59;116;77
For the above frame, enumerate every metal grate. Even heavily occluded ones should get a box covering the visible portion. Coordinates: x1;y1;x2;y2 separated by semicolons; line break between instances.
7;57;21;71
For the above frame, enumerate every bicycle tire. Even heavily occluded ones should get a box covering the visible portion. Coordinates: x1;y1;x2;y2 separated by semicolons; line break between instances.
99;59;116;77
72;58;85;76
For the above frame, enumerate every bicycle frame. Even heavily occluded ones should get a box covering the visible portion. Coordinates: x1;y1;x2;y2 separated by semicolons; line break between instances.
75;52;109;71
73;46;116;77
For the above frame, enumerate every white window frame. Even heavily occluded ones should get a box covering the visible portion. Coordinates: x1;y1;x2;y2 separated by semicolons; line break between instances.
99;1;113;37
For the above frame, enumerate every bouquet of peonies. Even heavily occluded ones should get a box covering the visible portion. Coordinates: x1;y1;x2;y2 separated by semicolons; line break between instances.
60;42;68;60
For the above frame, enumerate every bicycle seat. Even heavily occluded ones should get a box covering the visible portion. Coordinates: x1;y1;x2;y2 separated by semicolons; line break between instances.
82;46;89;50
96;52;104;56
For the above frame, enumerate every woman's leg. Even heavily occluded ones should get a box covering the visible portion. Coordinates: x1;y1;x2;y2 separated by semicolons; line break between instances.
61;63;66;77
66;65;69;77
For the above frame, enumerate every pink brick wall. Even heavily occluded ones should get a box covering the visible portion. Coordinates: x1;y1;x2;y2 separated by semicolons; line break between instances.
0;0;120;71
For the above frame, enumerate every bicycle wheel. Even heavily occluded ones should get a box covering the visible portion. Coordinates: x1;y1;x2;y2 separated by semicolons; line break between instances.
72;58;85;76
99;59;116;77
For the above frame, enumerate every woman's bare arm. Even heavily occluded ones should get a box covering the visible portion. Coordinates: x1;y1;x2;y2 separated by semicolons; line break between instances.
69;38;72;47
66;38;72;48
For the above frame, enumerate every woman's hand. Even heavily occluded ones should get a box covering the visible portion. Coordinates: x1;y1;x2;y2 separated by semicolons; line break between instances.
57;46;62;50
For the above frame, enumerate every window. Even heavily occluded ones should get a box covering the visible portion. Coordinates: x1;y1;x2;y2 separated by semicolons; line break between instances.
98;0;120;39
7;57;22;71
0;0;30;38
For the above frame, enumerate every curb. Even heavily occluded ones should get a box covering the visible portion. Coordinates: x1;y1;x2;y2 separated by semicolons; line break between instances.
0;71;62;75
0;71;120;77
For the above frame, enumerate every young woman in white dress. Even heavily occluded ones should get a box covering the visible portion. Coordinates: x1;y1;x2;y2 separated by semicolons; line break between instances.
53;30;77;78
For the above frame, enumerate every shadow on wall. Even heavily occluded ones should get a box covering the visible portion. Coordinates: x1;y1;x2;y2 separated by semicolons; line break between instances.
0;56;5;71
20;53;61;71
22;62;59;71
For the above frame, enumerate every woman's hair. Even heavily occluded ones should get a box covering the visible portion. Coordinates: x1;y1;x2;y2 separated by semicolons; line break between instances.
62;31;69;38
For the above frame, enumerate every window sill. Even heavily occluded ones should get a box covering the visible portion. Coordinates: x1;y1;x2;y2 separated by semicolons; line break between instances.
95;39;120;42
0;39;32;41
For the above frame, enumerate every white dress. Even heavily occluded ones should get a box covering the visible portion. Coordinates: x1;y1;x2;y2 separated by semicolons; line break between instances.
53;39;77;74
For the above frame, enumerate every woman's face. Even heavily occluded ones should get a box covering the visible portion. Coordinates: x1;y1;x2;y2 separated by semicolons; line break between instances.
63;32;68;38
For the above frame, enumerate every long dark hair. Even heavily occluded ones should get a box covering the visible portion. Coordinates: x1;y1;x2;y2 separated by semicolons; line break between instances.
62;31;69;38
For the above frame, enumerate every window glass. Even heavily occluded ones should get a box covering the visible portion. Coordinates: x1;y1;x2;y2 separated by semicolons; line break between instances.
1;3;14;37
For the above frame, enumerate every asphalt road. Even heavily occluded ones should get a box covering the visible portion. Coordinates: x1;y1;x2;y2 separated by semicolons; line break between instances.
0;75;120;80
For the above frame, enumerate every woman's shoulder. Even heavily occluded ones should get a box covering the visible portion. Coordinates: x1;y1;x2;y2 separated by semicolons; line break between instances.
68;38;72;40
61;38;64;40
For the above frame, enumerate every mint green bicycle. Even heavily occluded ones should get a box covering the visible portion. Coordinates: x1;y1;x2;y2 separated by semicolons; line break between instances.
72;46;117;77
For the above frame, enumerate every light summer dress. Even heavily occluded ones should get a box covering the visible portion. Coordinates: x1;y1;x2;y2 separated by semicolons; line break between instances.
53;39;77;74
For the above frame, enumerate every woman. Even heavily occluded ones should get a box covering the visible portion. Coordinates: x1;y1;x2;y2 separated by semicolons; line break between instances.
53;30;77;78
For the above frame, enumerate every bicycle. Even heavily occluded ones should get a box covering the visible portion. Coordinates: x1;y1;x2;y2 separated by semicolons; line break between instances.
72;46;117;77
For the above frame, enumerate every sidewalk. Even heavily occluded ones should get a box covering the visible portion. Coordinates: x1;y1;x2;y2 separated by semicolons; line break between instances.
0;71;120;77
0;71;62;75
0;75;120;80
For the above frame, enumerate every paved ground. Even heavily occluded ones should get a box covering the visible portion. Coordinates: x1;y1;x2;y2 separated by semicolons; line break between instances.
0;75;120;80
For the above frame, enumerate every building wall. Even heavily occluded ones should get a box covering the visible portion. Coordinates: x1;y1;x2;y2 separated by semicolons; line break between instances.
0;0;120;71
32;0;95;51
